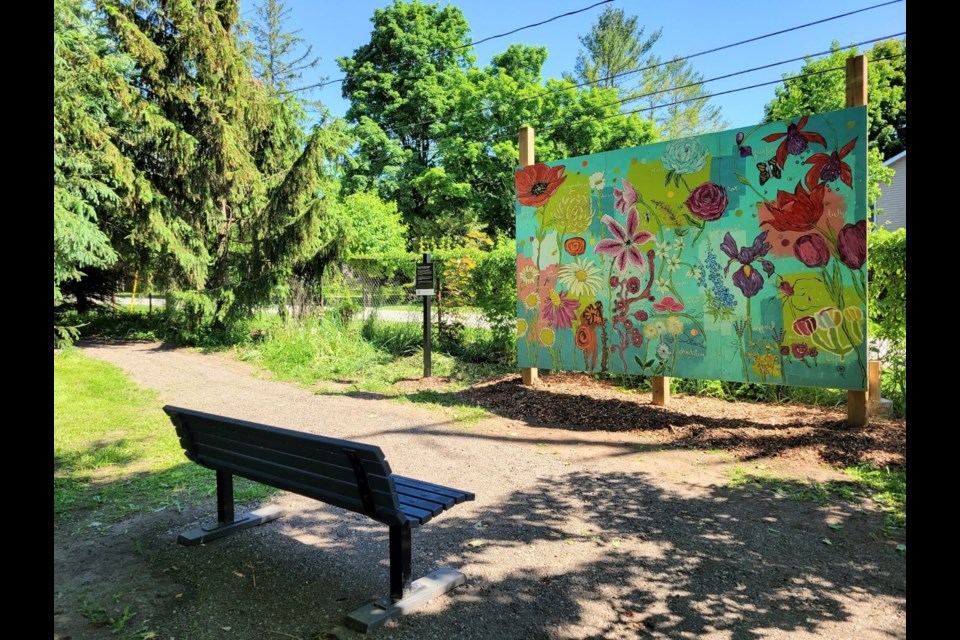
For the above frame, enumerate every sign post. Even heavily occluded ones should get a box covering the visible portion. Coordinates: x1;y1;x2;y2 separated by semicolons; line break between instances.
416;253;435;378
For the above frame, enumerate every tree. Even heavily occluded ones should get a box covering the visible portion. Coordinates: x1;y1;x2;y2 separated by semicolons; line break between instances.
635;55;728;139
763;38;906;204
54;0;128;325
570;6;725;139
100;0;349;333
337;0;475;242
249;0;320;95
570;6;660;91
339;3;660;240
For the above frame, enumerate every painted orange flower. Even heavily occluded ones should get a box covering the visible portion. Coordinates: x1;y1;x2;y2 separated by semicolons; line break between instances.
762;115;827;169
564;237;586;256
515;163;567;207
761;181;827;233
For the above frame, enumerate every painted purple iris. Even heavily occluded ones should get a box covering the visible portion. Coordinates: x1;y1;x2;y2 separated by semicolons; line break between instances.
719;231;775;298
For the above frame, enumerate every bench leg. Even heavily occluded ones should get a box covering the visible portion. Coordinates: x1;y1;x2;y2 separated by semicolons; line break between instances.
390;524;412;601
177;471;284;546
344;525;466;633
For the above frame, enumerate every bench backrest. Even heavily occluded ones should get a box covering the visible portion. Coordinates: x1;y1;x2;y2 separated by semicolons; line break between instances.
164;406;408;526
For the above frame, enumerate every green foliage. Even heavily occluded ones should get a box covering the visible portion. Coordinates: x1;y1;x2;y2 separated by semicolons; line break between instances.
868;226;906;343
636;56;729;139
54;349;272;521
763;38;906;206
868;225;906;415
338;2;660;239
248;0;322;97
472;235;518;347
340;191;409;266
53;0;126;317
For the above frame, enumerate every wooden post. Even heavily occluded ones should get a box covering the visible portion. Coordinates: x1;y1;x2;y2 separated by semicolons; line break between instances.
846;54;869;427
519;126;538;386
652;376;671;407
868;360;881;406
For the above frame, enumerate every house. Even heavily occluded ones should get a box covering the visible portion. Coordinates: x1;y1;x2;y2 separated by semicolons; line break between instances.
873;150;906;230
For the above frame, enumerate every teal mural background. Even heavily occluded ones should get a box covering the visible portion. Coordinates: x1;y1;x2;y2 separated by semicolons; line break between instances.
515;106;869;390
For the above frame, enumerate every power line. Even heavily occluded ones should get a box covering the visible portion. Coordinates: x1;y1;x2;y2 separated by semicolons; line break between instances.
316;0;616;89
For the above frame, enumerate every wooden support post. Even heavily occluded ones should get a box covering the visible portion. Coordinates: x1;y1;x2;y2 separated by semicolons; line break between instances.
652;376;671;406
519;126;538;386
868;360;881;406
846;54;869;427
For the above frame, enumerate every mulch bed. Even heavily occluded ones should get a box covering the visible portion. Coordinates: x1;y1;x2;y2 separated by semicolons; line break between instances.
459;372;906;469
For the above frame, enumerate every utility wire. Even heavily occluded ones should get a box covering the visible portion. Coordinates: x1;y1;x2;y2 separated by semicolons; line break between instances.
316;0;616;89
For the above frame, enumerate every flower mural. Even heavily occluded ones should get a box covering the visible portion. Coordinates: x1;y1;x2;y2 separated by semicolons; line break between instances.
762;115;827;168
684;182;729;222
515;164;567;207
515;106;868;389
760;181;827;232
594;210;655;272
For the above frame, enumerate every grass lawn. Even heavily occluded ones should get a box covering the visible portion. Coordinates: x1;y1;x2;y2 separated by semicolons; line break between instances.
54;349;272;525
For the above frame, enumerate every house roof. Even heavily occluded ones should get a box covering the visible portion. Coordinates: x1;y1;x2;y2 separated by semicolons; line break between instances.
883;150;906;166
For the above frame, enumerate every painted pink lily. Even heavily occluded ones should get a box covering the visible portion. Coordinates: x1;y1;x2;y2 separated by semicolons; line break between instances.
594;210;654;272
613;178;639;215
804;137;857;190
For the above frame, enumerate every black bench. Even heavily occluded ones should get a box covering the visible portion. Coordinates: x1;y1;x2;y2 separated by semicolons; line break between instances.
163;405;475;632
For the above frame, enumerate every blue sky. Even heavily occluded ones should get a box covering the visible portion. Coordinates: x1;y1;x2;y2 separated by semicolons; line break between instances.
240;0;906;131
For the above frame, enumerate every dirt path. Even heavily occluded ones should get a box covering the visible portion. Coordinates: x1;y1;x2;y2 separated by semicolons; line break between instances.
55;341;906;640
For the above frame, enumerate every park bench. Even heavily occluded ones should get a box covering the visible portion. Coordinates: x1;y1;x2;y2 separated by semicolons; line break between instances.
163;405;475;632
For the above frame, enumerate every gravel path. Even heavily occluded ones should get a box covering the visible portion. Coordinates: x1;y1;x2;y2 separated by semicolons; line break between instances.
54;340;906;640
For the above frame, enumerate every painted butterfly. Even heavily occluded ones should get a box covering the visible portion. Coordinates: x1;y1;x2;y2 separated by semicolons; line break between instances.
757;157;782;186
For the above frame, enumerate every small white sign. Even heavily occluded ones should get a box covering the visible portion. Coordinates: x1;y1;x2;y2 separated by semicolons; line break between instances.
415;289;435;297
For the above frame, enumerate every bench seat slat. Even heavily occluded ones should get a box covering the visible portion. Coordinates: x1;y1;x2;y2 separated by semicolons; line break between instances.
395;486;456;510
397;493;447;516
394;476;474;503
398;503;434;525
193;444;402;518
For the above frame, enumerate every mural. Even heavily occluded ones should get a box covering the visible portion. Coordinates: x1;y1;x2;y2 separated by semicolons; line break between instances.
515;106;868;390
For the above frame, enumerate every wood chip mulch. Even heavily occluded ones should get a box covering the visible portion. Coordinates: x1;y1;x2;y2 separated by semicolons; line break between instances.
459;372;906;469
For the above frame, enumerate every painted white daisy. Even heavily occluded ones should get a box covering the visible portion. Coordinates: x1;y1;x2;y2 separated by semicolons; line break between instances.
589;171;605;191
519;264;539;285
557;257;604;299
523;292;540;311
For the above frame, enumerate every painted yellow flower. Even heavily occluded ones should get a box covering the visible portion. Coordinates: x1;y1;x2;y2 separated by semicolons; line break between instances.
665;316;684;335
524;292;539;311
643;324;660;340
517;318;528;337
558;257;603;298
539;327;556;347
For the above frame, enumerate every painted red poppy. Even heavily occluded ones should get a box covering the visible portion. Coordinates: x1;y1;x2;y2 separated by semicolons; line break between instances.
515;163;567;207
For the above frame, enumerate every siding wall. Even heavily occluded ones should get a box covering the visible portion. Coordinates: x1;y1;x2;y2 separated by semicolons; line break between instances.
874;156;906;230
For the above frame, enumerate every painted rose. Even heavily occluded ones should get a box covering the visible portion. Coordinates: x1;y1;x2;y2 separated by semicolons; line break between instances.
792;342;809;358
684;182;729;221
563;237;586;257
661;137;709;175
793;233;831;267
515;163;566;208
837;220;866;269
761;181;828;232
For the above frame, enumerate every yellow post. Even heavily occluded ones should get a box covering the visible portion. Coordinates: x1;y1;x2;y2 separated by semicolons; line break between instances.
519;126;538;386
846;54;869;427
129;270;139;313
